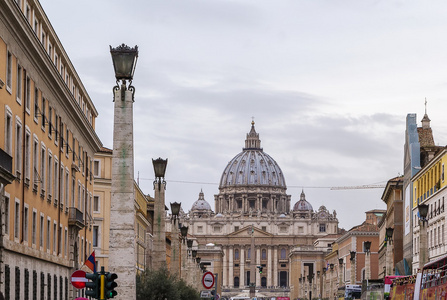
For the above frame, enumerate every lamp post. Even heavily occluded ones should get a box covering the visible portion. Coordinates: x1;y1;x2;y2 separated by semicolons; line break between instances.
364;241;371;280
180;225;188;280
317;270;321;299
170;202;181;276
330;264;334;300
385;227;394;276
109;43;138;300
322;268;326;299
418;204;429;268
152;157;168;270
350;251;356;284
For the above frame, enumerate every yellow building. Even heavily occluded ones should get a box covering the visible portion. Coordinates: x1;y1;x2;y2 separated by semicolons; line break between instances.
93;147;152;273
411;148;447;272
0;0;102;298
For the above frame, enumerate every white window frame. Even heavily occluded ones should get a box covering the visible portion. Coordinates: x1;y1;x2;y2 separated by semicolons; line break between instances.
46;217;51;253
93;159;101;178
25;75;31;113
53;221;57;254
54;158;59;205
40;142;46;195
93;195;100;213
15;116;23;177
23;204;29;244
33;134;39;191
24;127;31;184
4;192;10;235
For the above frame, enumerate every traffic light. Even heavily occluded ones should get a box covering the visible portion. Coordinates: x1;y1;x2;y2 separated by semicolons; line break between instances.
85;272;99;299
103;272;118;299
211;290;216;300
257;266;263;274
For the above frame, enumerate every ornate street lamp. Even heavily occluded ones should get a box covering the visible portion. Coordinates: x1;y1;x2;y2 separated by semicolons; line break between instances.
171;202;181;218
364;241;371;253
418;204;429;221
152;158;168;190
386;227;394;242
109;43;139;299
317;271;320;276
180;225;189;239
110;44;138;82
330;264;334;270
339;258;343;265
350;251;356;260
192;250;197;258
187;239;193;249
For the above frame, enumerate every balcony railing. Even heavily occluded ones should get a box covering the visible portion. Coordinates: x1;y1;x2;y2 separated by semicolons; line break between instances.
68;207;84;229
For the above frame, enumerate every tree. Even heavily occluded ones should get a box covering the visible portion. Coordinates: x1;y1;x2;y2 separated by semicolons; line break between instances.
136;267;200;300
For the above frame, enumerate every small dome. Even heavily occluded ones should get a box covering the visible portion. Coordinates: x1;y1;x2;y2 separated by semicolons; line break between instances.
215;213;224;218
191;190;212;211
293;190;313;211
279;213;286;218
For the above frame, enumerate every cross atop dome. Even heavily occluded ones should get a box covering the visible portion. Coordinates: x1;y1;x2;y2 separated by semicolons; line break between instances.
244;120;262;150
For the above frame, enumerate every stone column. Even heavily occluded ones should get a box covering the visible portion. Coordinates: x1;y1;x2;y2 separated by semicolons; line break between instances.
240;247;245;287
170;219;180;276
229;246;234;288
419;220;428;269
350;258;355;284
110;84;136;299
223;247;228;287
273;247;278;287
267;247;272;287
256;247;261;287
365;252;371;280
152;181;167;270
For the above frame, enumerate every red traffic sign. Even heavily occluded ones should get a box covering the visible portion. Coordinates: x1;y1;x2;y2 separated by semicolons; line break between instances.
71;270;87;289
202;271;215;289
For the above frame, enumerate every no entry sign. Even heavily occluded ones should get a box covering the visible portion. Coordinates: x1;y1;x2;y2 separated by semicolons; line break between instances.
202;271;214;289
71;270;87;289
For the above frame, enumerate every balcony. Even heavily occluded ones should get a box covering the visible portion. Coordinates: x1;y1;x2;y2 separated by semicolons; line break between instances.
0;148;15;184
68;207;84;229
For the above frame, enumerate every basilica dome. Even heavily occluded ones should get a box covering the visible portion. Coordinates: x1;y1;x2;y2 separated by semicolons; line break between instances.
219;122;286;189
292;190;313;211
191;190;212;211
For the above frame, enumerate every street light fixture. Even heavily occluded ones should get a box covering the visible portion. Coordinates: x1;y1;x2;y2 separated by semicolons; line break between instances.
339;258;343;265
364;241;371;253
170;202;181;218
192;250;197;258
180;225;188;239
152;158;168;190
418;204;429;221
187;239;193;249
330;264;334;270
350;251;356;260
110;44;138;82
386;227;394;242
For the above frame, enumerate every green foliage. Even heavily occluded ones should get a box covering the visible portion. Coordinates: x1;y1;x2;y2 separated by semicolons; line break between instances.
136;267;200;300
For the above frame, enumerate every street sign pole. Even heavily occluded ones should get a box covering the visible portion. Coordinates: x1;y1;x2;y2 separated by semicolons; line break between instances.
213;273;218;300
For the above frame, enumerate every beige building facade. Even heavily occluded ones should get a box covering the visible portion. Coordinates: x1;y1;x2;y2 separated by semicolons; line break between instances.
0;0;102;298
184;123;339;300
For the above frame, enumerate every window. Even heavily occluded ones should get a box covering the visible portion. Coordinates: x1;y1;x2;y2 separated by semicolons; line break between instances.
32;210;37;245
46;218;50;251
47;153;52;200
4;194;10;234
59;225;62;253
262;249;267;260
25;130;31;182
5;108;13;155
65;170;69;209
93;160;100;177
25;76;31;111
64;228;68;257
234;226;239;232
93;226;99;247
6;50;12;90
39;214;44;249
234;249;239;260
247;248;251;259
33;137;39;190
53;222;56;253
197;226;203;233
14;200;20;239
24;206;29;243
48;106;52;138
34;88;39;120
319;224;326;232
16;64;22;103
93;195;99;212
280;248;286;259
15;119;22;177
262;226;267;232
41;97;46;130
54;159;59;205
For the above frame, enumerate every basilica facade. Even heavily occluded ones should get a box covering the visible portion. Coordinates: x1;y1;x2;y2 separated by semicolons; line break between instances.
184;122;339;299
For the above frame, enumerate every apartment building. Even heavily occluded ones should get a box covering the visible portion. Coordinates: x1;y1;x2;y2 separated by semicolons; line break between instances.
0;0;102;298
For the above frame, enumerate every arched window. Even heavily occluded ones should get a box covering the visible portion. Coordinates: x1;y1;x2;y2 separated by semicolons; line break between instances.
235;249;239;260
262;249;267;260
280;248;286;259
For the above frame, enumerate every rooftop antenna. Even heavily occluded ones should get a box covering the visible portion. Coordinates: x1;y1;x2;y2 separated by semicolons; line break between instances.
425;97;427;115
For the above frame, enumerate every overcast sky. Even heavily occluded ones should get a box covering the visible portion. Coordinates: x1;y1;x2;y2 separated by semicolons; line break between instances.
39;0;447;230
